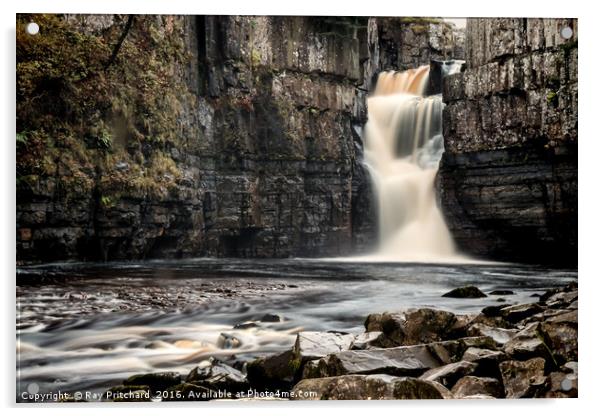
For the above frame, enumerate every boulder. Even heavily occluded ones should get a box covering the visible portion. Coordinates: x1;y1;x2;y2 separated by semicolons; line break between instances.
217;333;241;349
186;358;249;392
499;358;547;398
419;361;478;388
325;344;442;377
246;349;298;391
368;308;463;347
503;322;548;360
123;371;181;391
349;331;383;350
451;376;504;398
467;323;517;345
489;290;514;296
541;320;578;364
291;375;452;400
500;303;543;324
260;313;281;323
293;331;355;362
442;286;487;298
320;337;495;378
462;346;505;361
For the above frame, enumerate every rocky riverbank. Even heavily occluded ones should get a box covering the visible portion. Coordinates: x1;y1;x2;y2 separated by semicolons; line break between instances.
96;281;577;401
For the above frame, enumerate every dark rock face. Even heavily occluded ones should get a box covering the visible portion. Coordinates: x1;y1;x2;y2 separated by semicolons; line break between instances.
375;18;464;71
438;18;577;266
16;15;380;262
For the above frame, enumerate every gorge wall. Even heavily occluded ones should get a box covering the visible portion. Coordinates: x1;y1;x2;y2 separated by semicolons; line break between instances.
438;18;578;265
17;15;384;262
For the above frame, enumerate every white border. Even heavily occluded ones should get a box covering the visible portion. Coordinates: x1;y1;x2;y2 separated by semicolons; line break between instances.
2;1;596;415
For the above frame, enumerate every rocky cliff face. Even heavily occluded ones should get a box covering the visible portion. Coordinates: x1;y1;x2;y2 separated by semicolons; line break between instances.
17;15;382;262
376;17;464;71
438;18;578;265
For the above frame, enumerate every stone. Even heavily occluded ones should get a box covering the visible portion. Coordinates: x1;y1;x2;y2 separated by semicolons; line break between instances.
246;349;298;391
259;313;281;322
419;361;478;388
481;304;512;317
186;358;249;392
489;290;514;296
442;286;487;298
216;333;241;349
233;321;259;329
499;358;547;398
467;323;517;345
462;347;506;364
325;344;443;377
368;308;464;347
291;375;452;400
503;322;548;360
451;376;504;398
500;303;543;324
541;320;578;364
293;331;355;362
123;371;181;391
350;331;383;350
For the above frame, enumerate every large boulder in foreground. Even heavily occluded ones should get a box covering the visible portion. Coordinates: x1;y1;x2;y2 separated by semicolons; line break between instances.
364;308;468;347
499;358;547;398
291;375;452;400
293;331;355;362
451;376;504;398
186;358;248;392
419;361;478;388
246;350;298;391
315;337;496;378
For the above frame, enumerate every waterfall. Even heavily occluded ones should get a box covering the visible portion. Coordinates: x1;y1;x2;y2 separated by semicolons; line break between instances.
362;64;464;262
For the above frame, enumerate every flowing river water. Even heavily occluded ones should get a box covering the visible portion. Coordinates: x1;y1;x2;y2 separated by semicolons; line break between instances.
17;258;576;397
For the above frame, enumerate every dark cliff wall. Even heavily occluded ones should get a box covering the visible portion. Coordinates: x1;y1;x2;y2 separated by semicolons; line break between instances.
376;17;464;71
16;15;378;262
438;18;578;265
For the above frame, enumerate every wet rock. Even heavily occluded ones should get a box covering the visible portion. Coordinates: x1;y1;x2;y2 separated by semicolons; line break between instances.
217;333;241;349
301;358;329;379
489;290;514;296
503;322;548;360
246;349;298;391
186;358;249;392
481;304;512;318
442;286;487;298
462;347;506;364
291;375;452;400
451;376;504;398
500;303;543;324
367;308;464;347
350;331;383;350
467;323;517;345
499;357;547;398
324;344;442;377
233;321;259;330
123;371;181;391
419;361;478;388
293;331;355;362
259;313;281;323
541;319;578;364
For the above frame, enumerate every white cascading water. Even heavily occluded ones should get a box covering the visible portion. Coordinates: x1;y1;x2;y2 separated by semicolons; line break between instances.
362;64;464;262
